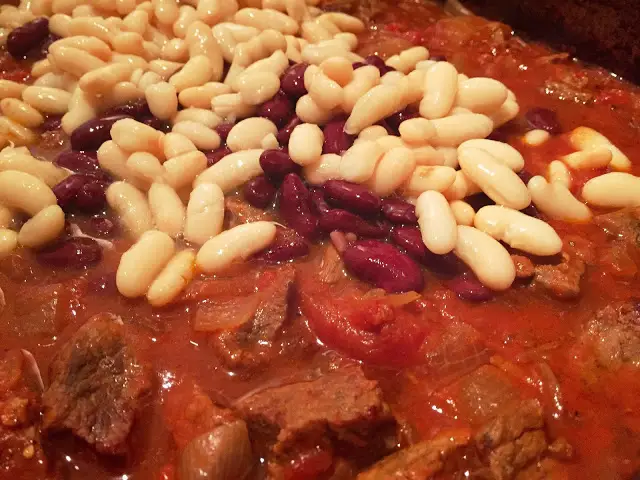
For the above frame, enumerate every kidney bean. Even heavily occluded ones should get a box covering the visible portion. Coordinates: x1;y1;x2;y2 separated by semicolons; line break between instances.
141;116;170;132
89;216;117;237
103;100;151;120
352;61;366;70
520;204;540;218
53;174;107;212
205;146;231;167
244;175;277;208
444;272;493;302
323;180;381;216
280;63;309;98
430;54;447;62
260;149;299;181
309;188;331;215
258;91;293;128
390;225;461;275
343;240;424;293
53;175;87;209
41;115;62;132
381;198;417;224
279;173;319;239
254;228;309;263
376;119;394;134
322;118;354;154
70;114;130;151
385;107;419;133
55;150;104;175
37;237;103;269
319;209;388;238
215;123;234;143
75;181;108;211
525;107;561;134
465;193;495;211
517;169;533;185
276;116;302;145
364;55;395;75
7;17;49;59
38;32;60;59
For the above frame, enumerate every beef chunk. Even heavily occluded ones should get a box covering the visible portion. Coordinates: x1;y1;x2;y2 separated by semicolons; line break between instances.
511;255;535;280
356;431;470;480
582;301;640;370
42;313;152;454
236;366;396;472
533;252;585;299
208;265;296;369
595;207;640;276
225;197;274;228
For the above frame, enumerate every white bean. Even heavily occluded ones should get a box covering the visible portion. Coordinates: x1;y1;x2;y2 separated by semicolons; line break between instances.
581;172;640;209
399;118;435;146
195;149;263;192
561;146;612;170
345;84;405;134
149;59;184;80
126;151;164;183
184;182;224;245
147;249;196;307
569;126;630;171
420;61;458;119
0;228;17;260
212;92;255;120
455;77;508;114
172;121;221;150
145;82;178;120
227;117;277;152
307;68;343;110
339;140;383;183
48;45;106;77
459;139;524;172
0;204;12;228
185;21;224;81
0;170;56;215
0;152;67;187
412;145;445;166
78;63;135;96
303;153;341;185
475;205;562;256
386;46;429;74
97;141;147;189
289;122;323;166
458;147;530;210
358;125;387;142
17;205;65;248
261;132;279;150
148;183;185;237
547;160;572;188
375;135;405;153
196;221;276;273
454;225;515;291
341;65;379;114
234;8;298;35
178;82;231;109
528;176;591;223
430;114;494;147
0;116;37;146
449;200;475;226
235;71;280;106
295;94;333;125
169;55;213;92
174;108;221;128
0;80;26;100
523;129;550;147
489;98;519;128
0;98;43;128
320;56;353;86
111;118;164;157
415;190;457;254
367;147;415;197
163;132;196;158
106;181;153;238
401;165;457;196
117;230;175;298
163;151;207;190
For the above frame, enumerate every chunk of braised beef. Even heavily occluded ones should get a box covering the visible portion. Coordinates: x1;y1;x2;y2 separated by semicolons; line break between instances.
533;252;585;299
41;313;152;455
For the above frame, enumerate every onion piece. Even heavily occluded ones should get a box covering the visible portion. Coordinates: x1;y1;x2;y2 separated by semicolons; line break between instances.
193;297;260;332
178;420;254;480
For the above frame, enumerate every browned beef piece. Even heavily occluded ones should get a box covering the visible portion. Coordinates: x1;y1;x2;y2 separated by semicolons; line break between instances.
42;313;152;455
209;265;296;369
595;207;640;275
225;197;274;228
236;366;396;464
511;255;535;280
582;301;640;370
533;252;585;299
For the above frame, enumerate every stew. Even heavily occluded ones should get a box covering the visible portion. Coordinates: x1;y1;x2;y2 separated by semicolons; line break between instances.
0;0;639;479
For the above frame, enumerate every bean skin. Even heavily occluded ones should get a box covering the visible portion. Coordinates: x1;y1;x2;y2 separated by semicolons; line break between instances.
390;225;461;275
102;100;151;120
444;273;494;302
280;63;309;98
385;107;419;133
381;198;418;224
277;116;302;145
343;239;424;293
215;123;234;142
279;173;319;239
37;237;102;269
53;174;108;212
309;188;331;215
7;17;50;59
258;91;293;128
318;209;388;238
323;180;381;216
322;118;355;154
260;149;300;181
204;146;232;167
254;228;309;263
55;150;110;180
70;114;131;151
364;55;394;75
244;175;277;208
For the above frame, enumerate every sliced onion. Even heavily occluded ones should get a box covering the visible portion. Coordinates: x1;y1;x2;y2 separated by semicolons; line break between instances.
178;420;254;480
193;297;260;332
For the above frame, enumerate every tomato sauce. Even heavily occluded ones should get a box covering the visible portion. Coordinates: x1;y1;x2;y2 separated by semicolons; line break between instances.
1;0;640;479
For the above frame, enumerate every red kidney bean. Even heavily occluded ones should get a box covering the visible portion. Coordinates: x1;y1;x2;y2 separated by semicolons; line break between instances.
41;115;62;132
318;209;388;238
517;169;533;185
37;237;103;268
280;63;308;98
204;146;231;167
244;175;277;208
352;61;366;70
259;149;299;181
364;55;395;75
70;114;130;151
279;173;319;239
75;181;108;211
323;180;381;216
215;123;234;143
309;188;331;215
276;115;302;145
7;17;49;59
444;272;493;302
254;228;309;263
525;107;561;134
38;32;60;59
53;174;107;212
376;119;394;134
258;91;293;128
102;99;151;120
88;216;117;237
322;118;354;154
385;107;418;132
465;193;495;211
141;115;170;132
343;240;424;293
381;198;417;224
520;204;540;218
55;150;109;179
53;175;87;209
390;225;461;275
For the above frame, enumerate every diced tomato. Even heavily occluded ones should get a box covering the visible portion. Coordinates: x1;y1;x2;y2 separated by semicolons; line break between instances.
300;279;427;367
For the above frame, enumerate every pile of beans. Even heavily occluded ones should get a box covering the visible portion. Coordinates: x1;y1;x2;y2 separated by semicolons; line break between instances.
0;0;638;304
